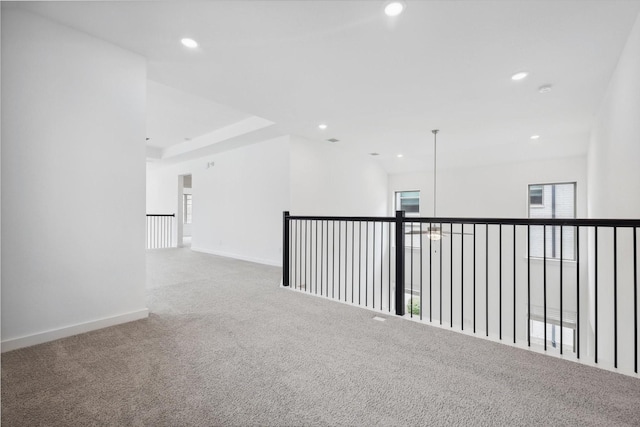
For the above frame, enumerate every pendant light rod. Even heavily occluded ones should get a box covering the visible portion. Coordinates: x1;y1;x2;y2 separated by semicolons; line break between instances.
432;129;439;218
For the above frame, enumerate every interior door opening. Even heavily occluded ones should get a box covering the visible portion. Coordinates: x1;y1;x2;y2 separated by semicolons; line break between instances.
178;174;192;248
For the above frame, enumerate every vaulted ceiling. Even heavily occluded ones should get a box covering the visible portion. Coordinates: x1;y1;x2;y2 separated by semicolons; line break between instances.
7;1;640;172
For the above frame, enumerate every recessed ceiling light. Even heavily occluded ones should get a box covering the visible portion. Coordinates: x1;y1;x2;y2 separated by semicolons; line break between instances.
530;135;540;140
318;124;328;130
511;71;529;81
538;85;553;94
181;38;198;49
397;154;403;158
384;1;405;17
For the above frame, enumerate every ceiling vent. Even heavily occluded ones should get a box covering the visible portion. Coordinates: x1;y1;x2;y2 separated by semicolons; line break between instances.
327;138;339;143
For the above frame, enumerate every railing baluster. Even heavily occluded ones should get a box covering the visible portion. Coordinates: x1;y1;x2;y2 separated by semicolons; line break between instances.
345;222;349;302
461;223;465;331
373;221;376;309
450;222;453;328
440;222;443;325
366;221;369;307
595;226;599;363
294;220;298;289
528;224;531;347
332;220;335;298
473;223;476;334
544;224;547;351
499;224;502;340
420;223;433;322
560;225;563;355
352;221;355;304
513;224;516;344
420;223;423;320
634;227;638;373
380;222;384;311
388;222;392;312
576;225;580;358
299;220;303;291
326;220;330;296
338;221;342;301
305;220;308;292
614;227;618;368
320;221;324;296
486;223;489;337
395;211;405;316
315;220;318;295
359;221;362;305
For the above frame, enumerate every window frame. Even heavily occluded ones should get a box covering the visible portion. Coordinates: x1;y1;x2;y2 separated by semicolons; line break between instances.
528;185;545;208
395;190;420;217
395;190;421;249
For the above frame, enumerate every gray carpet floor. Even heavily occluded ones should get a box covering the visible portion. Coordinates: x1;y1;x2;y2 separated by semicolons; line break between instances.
3;247;640;426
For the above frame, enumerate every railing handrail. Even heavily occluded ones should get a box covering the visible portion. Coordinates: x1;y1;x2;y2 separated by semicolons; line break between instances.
146;213;176;217
288;215;394;222
287;214;640;228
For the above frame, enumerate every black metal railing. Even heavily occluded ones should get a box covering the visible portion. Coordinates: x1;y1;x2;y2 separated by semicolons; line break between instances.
146;214;175;249
283;211;640;376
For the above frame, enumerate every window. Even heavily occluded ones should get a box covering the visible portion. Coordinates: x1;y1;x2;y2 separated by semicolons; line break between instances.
396;191;421;248
395;191;420;216
528;182;575;260
529;319;575;352
183;194;192;224
529;185;544;206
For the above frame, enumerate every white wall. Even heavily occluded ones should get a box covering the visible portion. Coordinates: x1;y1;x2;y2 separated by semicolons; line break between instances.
147;136;291;266
1;10;148;350
587;12;640;373
290;136;388;217
588;13;640;219
389;156;587;219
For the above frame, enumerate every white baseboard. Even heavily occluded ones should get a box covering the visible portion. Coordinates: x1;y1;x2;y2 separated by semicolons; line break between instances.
190;246;282;267
1;308;149;353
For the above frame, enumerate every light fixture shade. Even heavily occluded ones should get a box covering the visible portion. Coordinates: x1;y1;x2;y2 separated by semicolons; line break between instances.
426;225;442;241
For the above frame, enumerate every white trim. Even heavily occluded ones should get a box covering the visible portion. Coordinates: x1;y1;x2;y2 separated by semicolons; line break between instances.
1;308;149;353
191;246;281;267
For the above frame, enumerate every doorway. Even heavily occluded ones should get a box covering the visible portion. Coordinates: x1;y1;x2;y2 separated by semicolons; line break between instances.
178;174;192;248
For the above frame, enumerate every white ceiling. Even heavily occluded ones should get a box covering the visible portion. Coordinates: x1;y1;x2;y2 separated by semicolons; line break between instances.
146;81;253;150
8;1;640;173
